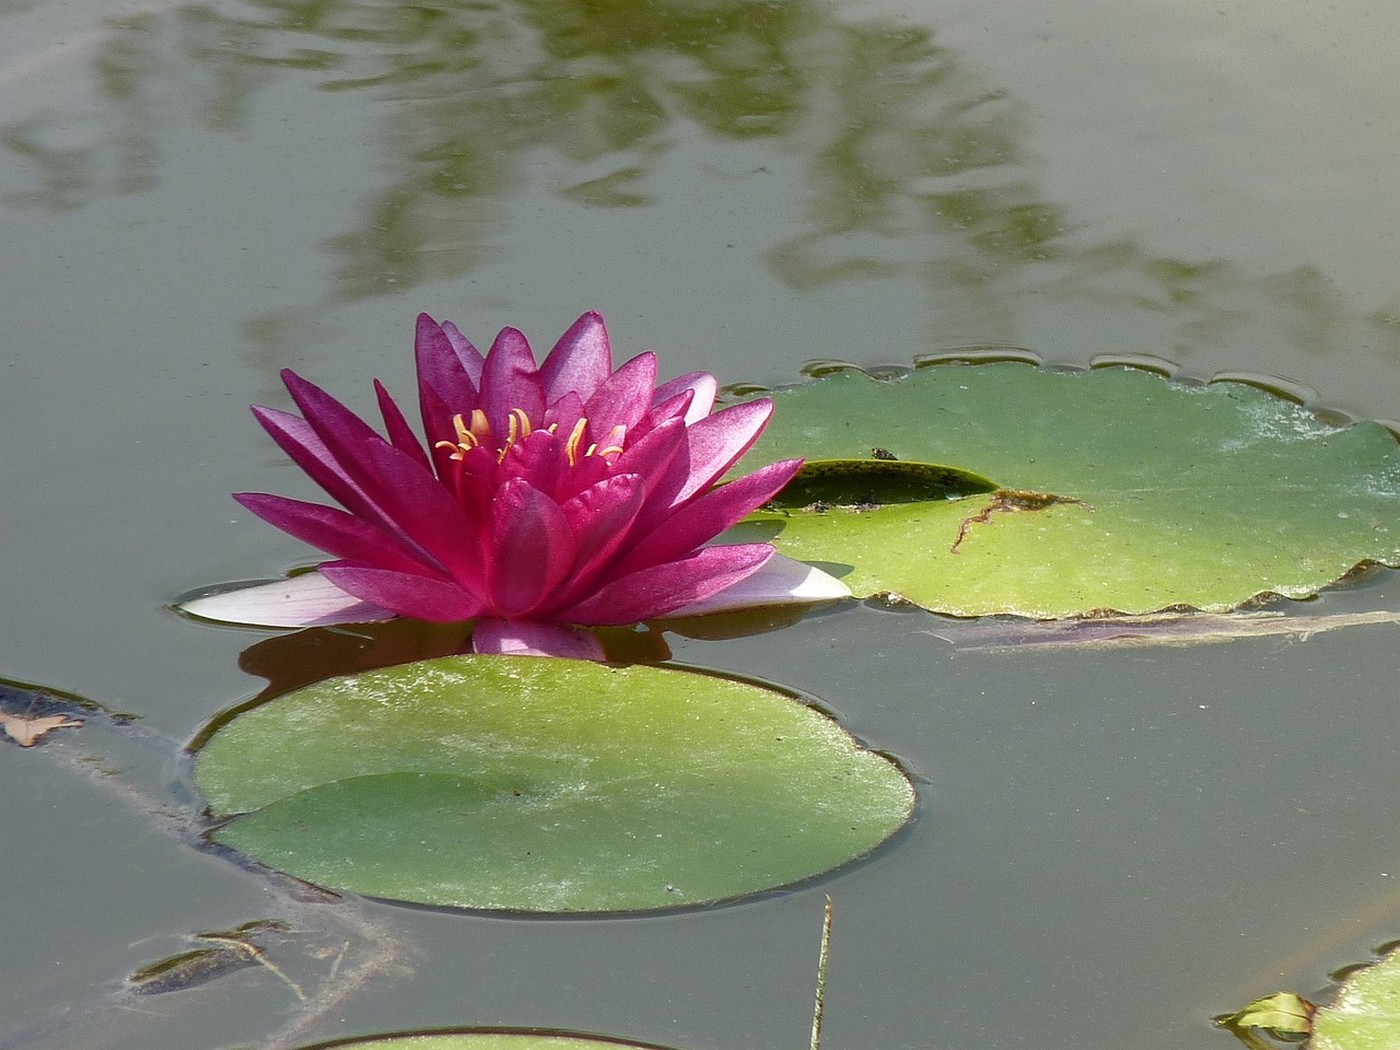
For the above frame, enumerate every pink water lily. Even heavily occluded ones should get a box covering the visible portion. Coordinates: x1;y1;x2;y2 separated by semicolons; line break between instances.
182;312;849;659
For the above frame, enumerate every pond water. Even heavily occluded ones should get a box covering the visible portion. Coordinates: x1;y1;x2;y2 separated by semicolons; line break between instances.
3;1;1400;1048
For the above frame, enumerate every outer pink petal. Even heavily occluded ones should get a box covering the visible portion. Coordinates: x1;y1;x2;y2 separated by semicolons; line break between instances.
281;370;394;479
651;371;718;423
318;563;484;622
614;458;803;572
278;372;433;548
540;311;612;406
666;554;852;617
631;387;694;443
583;352;658;429
470;618;606;661
668;398;775;505
489;479;578;617
234;492;430;574
374;379;430;470
440;319;485;388
560;543;774;625
416;313;481;412
179;572;395;628
607;415;691;510
250;405;401;538
479;327;545;441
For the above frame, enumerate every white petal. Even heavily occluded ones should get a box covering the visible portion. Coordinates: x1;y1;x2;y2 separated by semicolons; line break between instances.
669;554;851;617
178;572;396;628
470;618;607;661
679;374;718;423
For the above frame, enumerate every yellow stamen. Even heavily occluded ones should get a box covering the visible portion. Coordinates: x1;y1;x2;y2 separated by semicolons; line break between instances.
434;408;625;467
434;413;482;461
595;424;627;459
498;408;534;458
469;408;490;440
453;413;477;447
564;418;589;466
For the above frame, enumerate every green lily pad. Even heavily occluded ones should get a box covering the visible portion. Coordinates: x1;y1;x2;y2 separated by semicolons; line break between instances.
294;1034;674;1050
734;363;1400;616
194;656;913;913
1218;946;1400;1050
298;1033;679;1050
1312;948;1400;1050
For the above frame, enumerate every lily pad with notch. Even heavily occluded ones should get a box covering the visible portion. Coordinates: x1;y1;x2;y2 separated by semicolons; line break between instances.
731;362;1400;617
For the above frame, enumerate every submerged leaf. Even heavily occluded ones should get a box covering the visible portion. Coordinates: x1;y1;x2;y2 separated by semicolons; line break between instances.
735;364;1400;617
128;920;294;997
194;656;913;913
0;712;82;747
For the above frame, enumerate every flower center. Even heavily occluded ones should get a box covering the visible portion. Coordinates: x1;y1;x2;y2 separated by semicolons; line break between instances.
435;409;626;466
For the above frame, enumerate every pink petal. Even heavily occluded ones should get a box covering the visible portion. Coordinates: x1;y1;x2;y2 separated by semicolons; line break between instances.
281;369;394;476
541;389;586;436
552;447;613;504
479;326;545;441
470;618;606;661
363;441;486;587
540;311;613;406
547;474;648;610
610;458;803;571
669;398;775;505
561;543;774;625
583;352;659;429
250;405;398;535
498;428;568;499
667;554;852;617
318;563;484;622
375;379;430;470
440;319;486;388
178;572;396;628
607;415;691;510
442;443;502;520
419;381;463;471
277;372;423;541
488;479;578;617
631;387;695;442
651;371;718;423
416;313;481;412
234;492;430;574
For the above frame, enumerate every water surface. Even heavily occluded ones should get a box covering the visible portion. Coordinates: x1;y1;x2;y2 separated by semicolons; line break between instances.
3;1;1400;1048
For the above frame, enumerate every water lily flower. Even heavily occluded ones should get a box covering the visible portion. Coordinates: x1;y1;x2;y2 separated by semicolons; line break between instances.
182;312;850;659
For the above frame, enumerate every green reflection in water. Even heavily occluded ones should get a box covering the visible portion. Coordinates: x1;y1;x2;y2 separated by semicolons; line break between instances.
5;0;1400;367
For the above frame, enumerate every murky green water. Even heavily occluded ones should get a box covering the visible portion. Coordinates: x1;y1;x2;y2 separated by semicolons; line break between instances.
4;1;1400;1048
